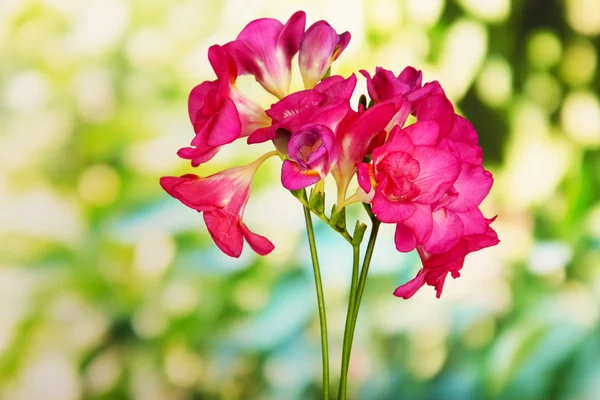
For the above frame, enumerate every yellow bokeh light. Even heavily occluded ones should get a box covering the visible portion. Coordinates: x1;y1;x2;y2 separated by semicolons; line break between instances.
565;0;600;36
560;39;597;87
404;0;445;28
561;91;600;147
456;0;510;22
476;56;512;107
524;73;562;112
439;18;488;99
527;29;562;70
77;164;121;206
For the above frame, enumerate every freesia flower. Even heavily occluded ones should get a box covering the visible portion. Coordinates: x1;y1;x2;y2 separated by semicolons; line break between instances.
224;11;306;99
362;66;422;104
357;122;461;226
160;152;276;257
393;217;499;299
179;45;270;166
299;21;350;89
248;74;356;145
331;101;396;205
280;123;338;190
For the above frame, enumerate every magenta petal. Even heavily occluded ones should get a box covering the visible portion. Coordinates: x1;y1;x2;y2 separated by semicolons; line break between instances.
457;208;488;236
339;102;395;171
404;121;439;146
177;145;220;167
424;208;464;254
412;146;460;204
226;13;305;98
394;223;418;252
277;11;306;58
241;223;275;255
415;94;455;139
467;224;499;252
281;160;321;190
448;115;479;145
207;45;237;92
372;192;416;223
207;97;242;147
203;210;244;258
247;127;273;144
447;163;493;212
299;21;350;88
357;162;372;193
401;203;433;244
188;80;218;124
393;271;427;299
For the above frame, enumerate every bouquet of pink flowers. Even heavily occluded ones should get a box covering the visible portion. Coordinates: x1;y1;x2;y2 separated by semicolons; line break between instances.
161;11;499;399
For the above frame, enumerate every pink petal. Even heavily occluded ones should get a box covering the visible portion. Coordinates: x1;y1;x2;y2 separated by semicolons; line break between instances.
371;192;416;223
423;208;464;254
177;145;220;167
372;125;415;163
188;80;218;124
394;223;418;252
415;94;455;139
207;96;242;147
401;203;433;244
456;207;488;236
393;271;426;299
467;224;499;252
203;210;244;258
446;163;493;212
247;127;273;144
339;101;395;169
412;146;460;204
225;13;305;98
299;21;350;88
241;223;275;255
447;115;479;145
404;120;439;146
315;74;356;100
357;162;373;194
397;66;423;89
277;11;306;59
281;159;322;190
207;45;237;94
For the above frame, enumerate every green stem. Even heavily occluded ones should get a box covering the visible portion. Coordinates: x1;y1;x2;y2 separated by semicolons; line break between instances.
303;200;330;400
338;243;360;400
337;218;381;400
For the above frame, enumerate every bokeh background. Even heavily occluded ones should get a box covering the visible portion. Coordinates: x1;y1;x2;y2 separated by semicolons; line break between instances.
1;0;600;399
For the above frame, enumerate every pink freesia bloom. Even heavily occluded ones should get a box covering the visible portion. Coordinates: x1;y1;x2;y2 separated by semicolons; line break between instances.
299;20;350;89
160;153;276;257
360;67;425;131
179;45;270;166
357;123;461;225
224;11;306;99
331;101;396;204
248;74;356;145
362;66;422;104
393;217;499;299
280;123;338;190
392;114;493;255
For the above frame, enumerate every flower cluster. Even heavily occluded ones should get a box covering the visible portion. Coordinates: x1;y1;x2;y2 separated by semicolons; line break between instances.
161;11;499;299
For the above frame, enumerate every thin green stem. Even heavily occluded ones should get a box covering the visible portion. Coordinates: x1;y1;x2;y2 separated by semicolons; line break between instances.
303;199;330;400
337;218;381;400
350;220;380;340
338;243;360;400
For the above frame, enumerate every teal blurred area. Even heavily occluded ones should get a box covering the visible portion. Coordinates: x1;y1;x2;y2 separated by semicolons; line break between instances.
1;0;600;399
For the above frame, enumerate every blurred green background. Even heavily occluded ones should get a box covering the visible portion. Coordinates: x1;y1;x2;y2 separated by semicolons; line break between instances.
1;0;600;399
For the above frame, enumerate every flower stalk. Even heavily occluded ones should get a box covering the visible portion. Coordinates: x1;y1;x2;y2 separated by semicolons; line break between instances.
302;190;330;400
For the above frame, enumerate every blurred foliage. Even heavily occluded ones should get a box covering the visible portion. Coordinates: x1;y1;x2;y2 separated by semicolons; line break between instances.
1;0;600;399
